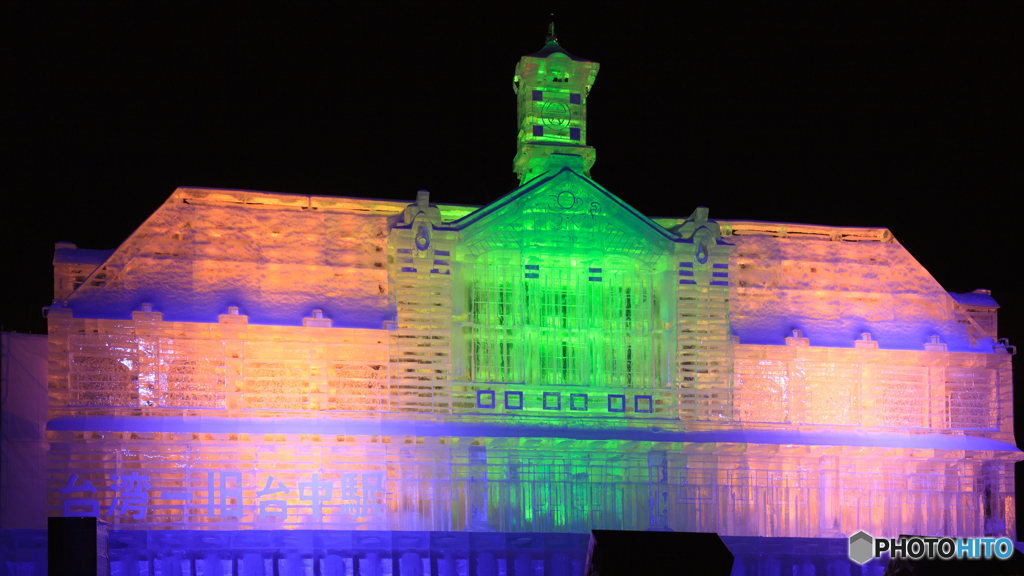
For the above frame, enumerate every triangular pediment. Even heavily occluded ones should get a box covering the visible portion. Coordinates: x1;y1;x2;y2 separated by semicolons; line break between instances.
450;168;676;264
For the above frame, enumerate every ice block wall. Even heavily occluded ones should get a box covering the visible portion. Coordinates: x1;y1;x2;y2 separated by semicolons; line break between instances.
45;312;1014;435
45;431;1016;538
731;342;1014;438
1;531;902;576
719;221;998;353
57;188;419;329
43;183;1018;541
44;309;1016;537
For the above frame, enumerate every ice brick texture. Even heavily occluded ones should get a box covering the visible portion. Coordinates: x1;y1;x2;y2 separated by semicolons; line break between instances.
43;309;1015;440
46;177;1017;540
45;433;1017;539
47;310;389;413
444;169;694;420
52;243;115;301
720;221;996;352
512;36;600;183
60;188;398;329
0;531;897;576
729;343;1014;440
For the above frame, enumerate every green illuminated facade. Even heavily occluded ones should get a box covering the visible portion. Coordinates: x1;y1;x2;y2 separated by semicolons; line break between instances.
388;27;732;426
390;159;731;424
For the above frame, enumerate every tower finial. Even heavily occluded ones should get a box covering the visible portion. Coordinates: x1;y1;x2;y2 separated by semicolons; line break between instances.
546;20;556;43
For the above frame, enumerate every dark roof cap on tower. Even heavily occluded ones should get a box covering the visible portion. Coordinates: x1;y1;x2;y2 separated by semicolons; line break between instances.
527;22;594;62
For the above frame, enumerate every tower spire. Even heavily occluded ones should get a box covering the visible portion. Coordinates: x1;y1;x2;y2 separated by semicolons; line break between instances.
546;21;557;43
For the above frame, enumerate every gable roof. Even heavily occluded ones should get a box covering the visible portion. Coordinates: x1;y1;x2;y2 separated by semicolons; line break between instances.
447;167;680;262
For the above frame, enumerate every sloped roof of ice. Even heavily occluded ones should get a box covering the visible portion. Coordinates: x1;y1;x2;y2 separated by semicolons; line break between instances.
949;290;999;309
59;187;993;352
720;222;996;353
527;40;593;62
60;188;401;328
59;188;488;328
53;245;115;266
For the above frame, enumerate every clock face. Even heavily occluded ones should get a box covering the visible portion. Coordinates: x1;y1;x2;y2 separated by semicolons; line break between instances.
541;100;571;130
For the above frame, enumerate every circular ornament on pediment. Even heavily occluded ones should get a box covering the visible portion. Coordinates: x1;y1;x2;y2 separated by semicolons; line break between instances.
541;100;571;130
693;226;714;264
693;227;717;265
415;223;431;251
696;240;709;264
557;191;576;209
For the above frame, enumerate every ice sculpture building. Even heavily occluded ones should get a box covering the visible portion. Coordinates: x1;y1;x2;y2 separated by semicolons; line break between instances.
41;27;1018;572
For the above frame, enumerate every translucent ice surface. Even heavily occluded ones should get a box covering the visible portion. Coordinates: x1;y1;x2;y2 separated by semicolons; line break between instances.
43;107;1017;548
15;26;1018;576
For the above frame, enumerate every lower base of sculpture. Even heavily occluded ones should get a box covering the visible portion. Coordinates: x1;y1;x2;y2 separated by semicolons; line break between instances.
0;529;918;575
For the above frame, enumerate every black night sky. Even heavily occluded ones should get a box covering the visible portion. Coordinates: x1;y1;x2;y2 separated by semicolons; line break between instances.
4;3;1022;359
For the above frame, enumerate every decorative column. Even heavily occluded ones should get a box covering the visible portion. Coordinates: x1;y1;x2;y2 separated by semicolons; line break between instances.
817;455;842;538
466;445;493;532
647;450;671;530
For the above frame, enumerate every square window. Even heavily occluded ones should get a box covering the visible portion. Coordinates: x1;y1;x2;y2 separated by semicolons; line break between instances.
570;93;581;105
608;394;626;413
543;392;561;411
570;127;581;141
476;390;495;409
635;395;653;414
570;393;588;411
533;125;543;137
532;90;543;101
505;391;524;410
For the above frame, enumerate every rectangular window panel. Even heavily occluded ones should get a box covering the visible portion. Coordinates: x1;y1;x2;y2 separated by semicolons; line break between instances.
803;361;860;426
874;366;929;428
734;358;789;423
242;341;310;410
157;337;226;409
67;334;139;407
944;368;996;430
465;262;658;388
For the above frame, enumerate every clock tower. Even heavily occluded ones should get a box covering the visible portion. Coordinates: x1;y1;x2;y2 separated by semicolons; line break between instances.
513;23;600;183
